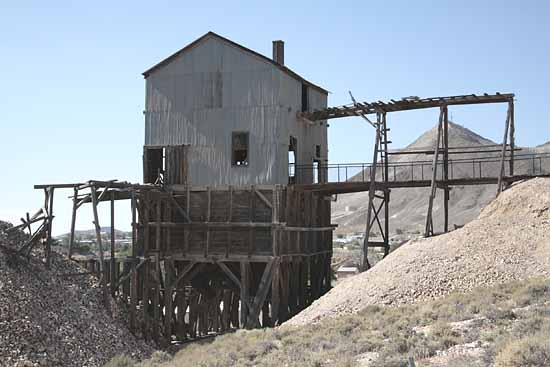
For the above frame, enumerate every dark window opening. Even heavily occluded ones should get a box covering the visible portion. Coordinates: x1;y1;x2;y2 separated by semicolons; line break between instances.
144;147;164;184
301;83;309;112
288;136;297;184
315;144;321;159
232;132;249;166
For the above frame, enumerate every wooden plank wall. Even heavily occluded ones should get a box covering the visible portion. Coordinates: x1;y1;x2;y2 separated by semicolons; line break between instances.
78;185;333;344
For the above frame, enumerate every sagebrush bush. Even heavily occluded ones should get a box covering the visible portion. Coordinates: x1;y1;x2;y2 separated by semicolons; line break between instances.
495;334;550;367
111;278;550;367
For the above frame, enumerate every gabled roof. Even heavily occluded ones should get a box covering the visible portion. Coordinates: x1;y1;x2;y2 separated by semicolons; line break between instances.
142;31;328;95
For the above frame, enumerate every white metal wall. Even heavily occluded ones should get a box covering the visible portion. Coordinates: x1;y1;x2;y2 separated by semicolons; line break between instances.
144;35;327;186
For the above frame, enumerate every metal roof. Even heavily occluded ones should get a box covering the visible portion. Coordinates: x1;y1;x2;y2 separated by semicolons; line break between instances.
142;31;328;95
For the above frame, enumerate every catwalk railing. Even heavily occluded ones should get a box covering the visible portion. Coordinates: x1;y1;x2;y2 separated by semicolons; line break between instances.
290;152;550;185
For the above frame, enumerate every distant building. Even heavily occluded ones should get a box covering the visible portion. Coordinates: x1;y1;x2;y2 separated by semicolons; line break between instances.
336;266;359;279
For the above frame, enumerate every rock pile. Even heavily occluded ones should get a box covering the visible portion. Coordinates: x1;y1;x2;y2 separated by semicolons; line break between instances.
0;221;153;367
287;177;550;327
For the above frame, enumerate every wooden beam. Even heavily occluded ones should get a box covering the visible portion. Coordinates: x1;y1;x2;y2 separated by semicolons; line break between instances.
509;100;515;176
68;187;78;259
114;258;148;289
172;261;198;287
45;187;54;269
164;258;175;345
254;188;273;209
90;186;109;308
245;259;276;328
110;192;116;295
240;261;250;328
424;108;444;237
497;103;512;195
362;116;381;270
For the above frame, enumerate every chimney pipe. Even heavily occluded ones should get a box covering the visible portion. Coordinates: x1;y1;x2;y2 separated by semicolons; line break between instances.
272;40;284;65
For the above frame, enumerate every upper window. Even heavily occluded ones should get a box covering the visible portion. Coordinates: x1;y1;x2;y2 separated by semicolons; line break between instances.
301;83;309;112
232;132;249;167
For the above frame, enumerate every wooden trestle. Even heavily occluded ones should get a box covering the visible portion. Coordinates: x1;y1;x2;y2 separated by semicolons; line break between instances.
300;92;516;270
55;182;333;345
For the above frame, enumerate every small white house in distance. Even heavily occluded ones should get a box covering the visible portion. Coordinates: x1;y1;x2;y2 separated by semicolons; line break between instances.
336;266;359;279
142;31;329;187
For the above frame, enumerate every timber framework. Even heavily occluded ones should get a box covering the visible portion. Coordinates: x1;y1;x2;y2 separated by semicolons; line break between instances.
14;180;332;345
299;92;550;269
10;92;550;345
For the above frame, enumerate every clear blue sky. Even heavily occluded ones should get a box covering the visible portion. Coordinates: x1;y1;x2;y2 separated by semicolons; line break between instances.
1;1;548;234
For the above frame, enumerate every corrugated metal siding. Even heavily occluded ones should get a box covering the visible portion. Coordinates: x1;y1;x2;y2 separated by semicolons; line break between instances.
144;35;327;186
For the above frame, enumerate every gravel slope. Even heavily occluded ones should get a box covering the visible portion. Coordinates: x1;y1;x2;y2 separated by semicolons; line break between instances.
0;222;153;367
287;177;550;326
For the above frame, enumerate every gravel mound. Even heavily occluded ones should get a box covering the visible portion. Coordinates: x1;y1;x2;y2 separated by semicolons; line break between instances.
0;221;153;367
287;177;550;327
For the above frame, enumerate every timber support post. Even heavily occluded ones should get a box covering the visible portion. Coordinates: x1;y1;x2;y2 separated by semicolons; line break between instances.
68;186;78;259
497;101;513;195
424;106;445;237
90;185;110;309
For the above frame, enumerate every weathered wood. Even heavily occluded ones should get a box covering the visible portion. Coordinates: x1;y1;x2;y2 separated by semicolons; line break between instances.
240;261;249;327
110;193;116;295
442;106;450;233
131;189;137;257
254;188;273;209
142;260;150;339
68;187;79;259
246;259;276;328
176;281;188;340
156;197;162;254
362;117;381;270
424;108;444;237
129;260;138;333
271;259;280;325
497;103;512;195
152;257;161;343
205;186;211;257
164;258;175;345
172;261;197;287
509;101;515;176
248;186;256;256
115;258;148;289
45;187;55;268
90;186;110;308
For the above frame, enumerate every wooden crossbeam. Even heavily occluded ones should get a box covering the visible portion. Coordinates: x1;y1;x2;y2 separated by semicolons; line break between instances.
114;258;148;289
245;258;277;328
424;108;445;237
302;93;514;121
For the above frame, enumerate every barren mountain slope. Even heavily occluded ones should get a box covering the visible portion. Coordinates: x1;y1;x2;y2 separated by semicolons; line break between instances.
333;122;550;234
288;177;550;326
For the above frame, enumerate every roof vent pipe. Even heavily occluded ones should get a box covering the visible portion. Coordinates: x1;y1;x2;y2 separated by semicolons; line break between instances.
272;40;284;65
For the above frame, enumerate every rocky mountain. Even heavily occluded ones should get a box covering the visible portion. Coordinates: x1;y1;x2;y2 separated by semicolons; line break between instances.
332;121;550;235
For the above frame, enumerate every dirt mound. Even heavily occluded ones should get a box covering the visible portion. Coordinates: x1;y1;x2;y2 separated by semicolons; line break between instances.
0;221;153;367
287;177;550;327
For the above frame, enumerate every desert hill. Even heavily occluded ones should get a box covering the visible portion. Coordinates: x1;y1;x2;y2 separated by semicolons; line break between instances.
332;121;550;235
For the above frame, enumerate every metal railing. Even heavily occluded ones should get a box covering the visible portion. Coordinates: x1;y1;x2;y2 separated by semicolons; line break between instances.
289;152;550;184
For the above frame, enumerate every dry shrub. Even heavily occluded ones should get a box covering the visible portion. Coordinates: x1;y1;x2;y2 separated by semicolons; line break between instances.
105;355;136;367
495;335;550;367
